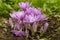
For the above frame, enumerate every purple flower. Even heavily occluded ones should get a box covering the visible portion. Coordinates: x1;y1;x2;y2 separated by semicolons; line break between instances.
10;11;25;20
19;2;31;10
26;7;35;14
23;13;46;23
23;14;47;23
33;8;41;15
11;30;26;36
23;14;37;23
26;7;41;15
24;7;45;22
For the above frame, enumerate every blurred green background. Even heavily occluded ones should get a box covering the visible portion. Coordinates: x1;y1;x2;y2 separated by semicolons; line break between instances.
0;0;60;18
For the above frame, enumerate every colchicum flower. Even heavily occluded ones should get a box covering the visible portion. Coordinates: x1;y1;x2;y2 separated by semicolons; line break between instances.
19;2;31;10
10;11;25;20
9;2;49;37
11;30;26;36
23;14;37;23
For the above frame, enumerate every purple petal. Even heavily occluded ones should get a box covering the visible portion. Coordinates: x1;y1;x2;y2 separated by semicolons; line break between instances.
44;22;49;30
11;30;20;36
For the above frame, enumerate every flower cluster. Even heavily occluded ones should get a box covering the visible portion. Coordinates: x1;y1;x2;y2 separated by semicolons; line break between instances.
9;2;49;37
